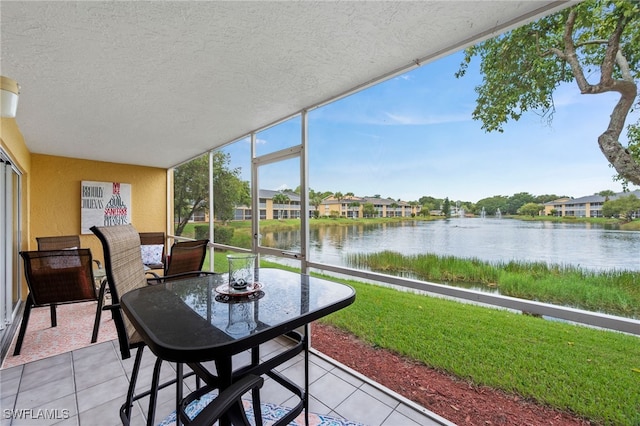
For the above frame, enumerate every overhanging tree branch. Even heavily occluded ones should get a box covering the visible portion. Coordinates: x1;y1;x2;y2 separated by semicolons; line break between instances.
458;0;640;186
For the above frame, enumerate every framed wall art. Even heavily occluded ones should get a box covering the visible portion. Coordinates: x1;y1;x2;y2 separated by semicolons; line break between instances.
81;180;132;234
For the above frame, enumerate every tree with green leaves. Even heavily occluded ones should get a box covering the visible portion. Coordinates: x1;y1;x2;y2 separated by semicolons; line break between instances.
506;192;537;215
534;194;566;204
174;155;209;236
418;206;431;217
475;195;509;216
419;195;443;213
310;193;324;218
518;202;543;217
601;193;640;220
362;202;377;218
333;191;345;217
388;202;399;217
442;198;451;218
173;151;248;235
272;192;290;220
308;188;332;218
457;0;640;185
459;201;475;215
348;201;361;218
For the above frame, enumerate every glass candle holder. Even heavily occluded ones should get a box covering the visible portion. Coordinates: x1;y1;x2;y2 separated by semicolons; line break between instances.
227;253;256;290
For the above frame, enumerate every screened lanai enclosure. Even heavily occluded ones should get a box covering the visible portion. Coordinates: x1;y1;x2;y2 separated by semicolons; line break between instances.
3;0;637;350
2;2;640;423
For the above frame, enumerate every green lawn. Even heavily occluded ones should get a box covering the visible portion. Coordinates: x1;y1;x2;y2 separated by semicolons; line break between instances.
201;254;640;425
318;275;640;425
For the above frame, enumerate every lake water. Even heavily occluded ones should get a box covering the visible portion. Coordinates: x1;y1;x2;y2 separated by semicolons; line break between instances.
264;218;640;272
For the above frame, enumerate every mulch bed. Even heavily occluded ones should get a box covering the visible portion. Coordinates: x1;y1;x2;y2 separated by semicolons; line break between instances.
311;322;593;426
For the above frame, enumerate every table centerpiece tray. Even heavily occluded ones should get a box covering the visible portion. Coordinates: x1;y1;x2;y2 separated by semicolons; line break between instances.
214;282;263;302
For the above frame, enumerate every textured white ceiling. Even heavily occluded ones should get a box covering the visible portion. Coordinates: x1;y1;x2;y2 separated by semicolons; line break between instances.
1;1;571;169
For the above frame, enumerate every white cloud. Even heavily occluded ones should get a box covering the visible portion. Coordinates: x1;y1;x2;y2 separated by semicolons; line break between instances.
382;112;470;126
241;136;267;144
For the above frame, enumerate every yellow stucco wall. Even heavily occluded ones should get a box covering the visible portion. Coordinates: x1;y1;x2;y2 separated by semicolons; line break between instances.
0;119;30;173
1;119;170;337
1;117;31;252
30;154;167;264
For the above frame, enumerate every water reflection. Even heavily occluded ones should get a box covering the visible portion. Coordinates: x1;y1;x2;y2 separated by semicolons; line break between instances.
264;218;640;272
261;229;300;249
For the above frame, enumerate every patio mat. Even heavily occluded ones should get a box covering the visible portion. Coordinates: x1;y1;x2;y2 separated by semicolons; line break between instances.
158;395;367;426
1;301;118;369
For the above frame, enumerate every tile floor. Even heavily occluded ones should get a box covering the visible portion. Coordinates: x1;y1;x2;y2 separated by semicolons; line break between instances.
1;336;454;426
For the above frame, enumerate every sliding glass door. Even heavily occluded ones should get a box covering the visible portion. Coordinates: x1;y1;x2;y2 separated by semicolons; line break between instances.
0;149;21;354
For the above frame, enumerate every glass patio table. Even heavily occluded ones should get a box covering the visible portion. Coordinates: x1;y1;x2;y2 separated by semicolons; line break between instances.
120;268;356;426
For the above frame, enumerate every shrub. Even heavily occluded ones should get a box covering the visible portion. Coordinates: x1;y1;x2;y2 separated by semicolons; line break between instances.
194;224;234;245
214;226;234;245
194;224;209;240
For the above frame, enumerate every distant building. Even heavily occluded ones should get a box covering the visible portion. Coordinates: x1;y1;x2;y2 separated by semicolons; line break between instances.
317;195;419;218
234;189;301;220
232;191;420;220
543;190;640;218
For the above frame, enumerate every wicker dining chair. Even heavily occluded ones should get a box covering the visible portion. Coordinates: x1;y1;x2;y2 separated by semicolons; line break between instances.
164;239;209;276
37;234;103;269
91;224;204;426
14;249;102;355
36;235;81;250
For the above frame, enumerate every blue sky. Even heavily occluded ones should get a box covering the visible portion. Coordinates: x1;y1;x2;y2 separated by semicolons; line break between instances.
230;51;639;204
